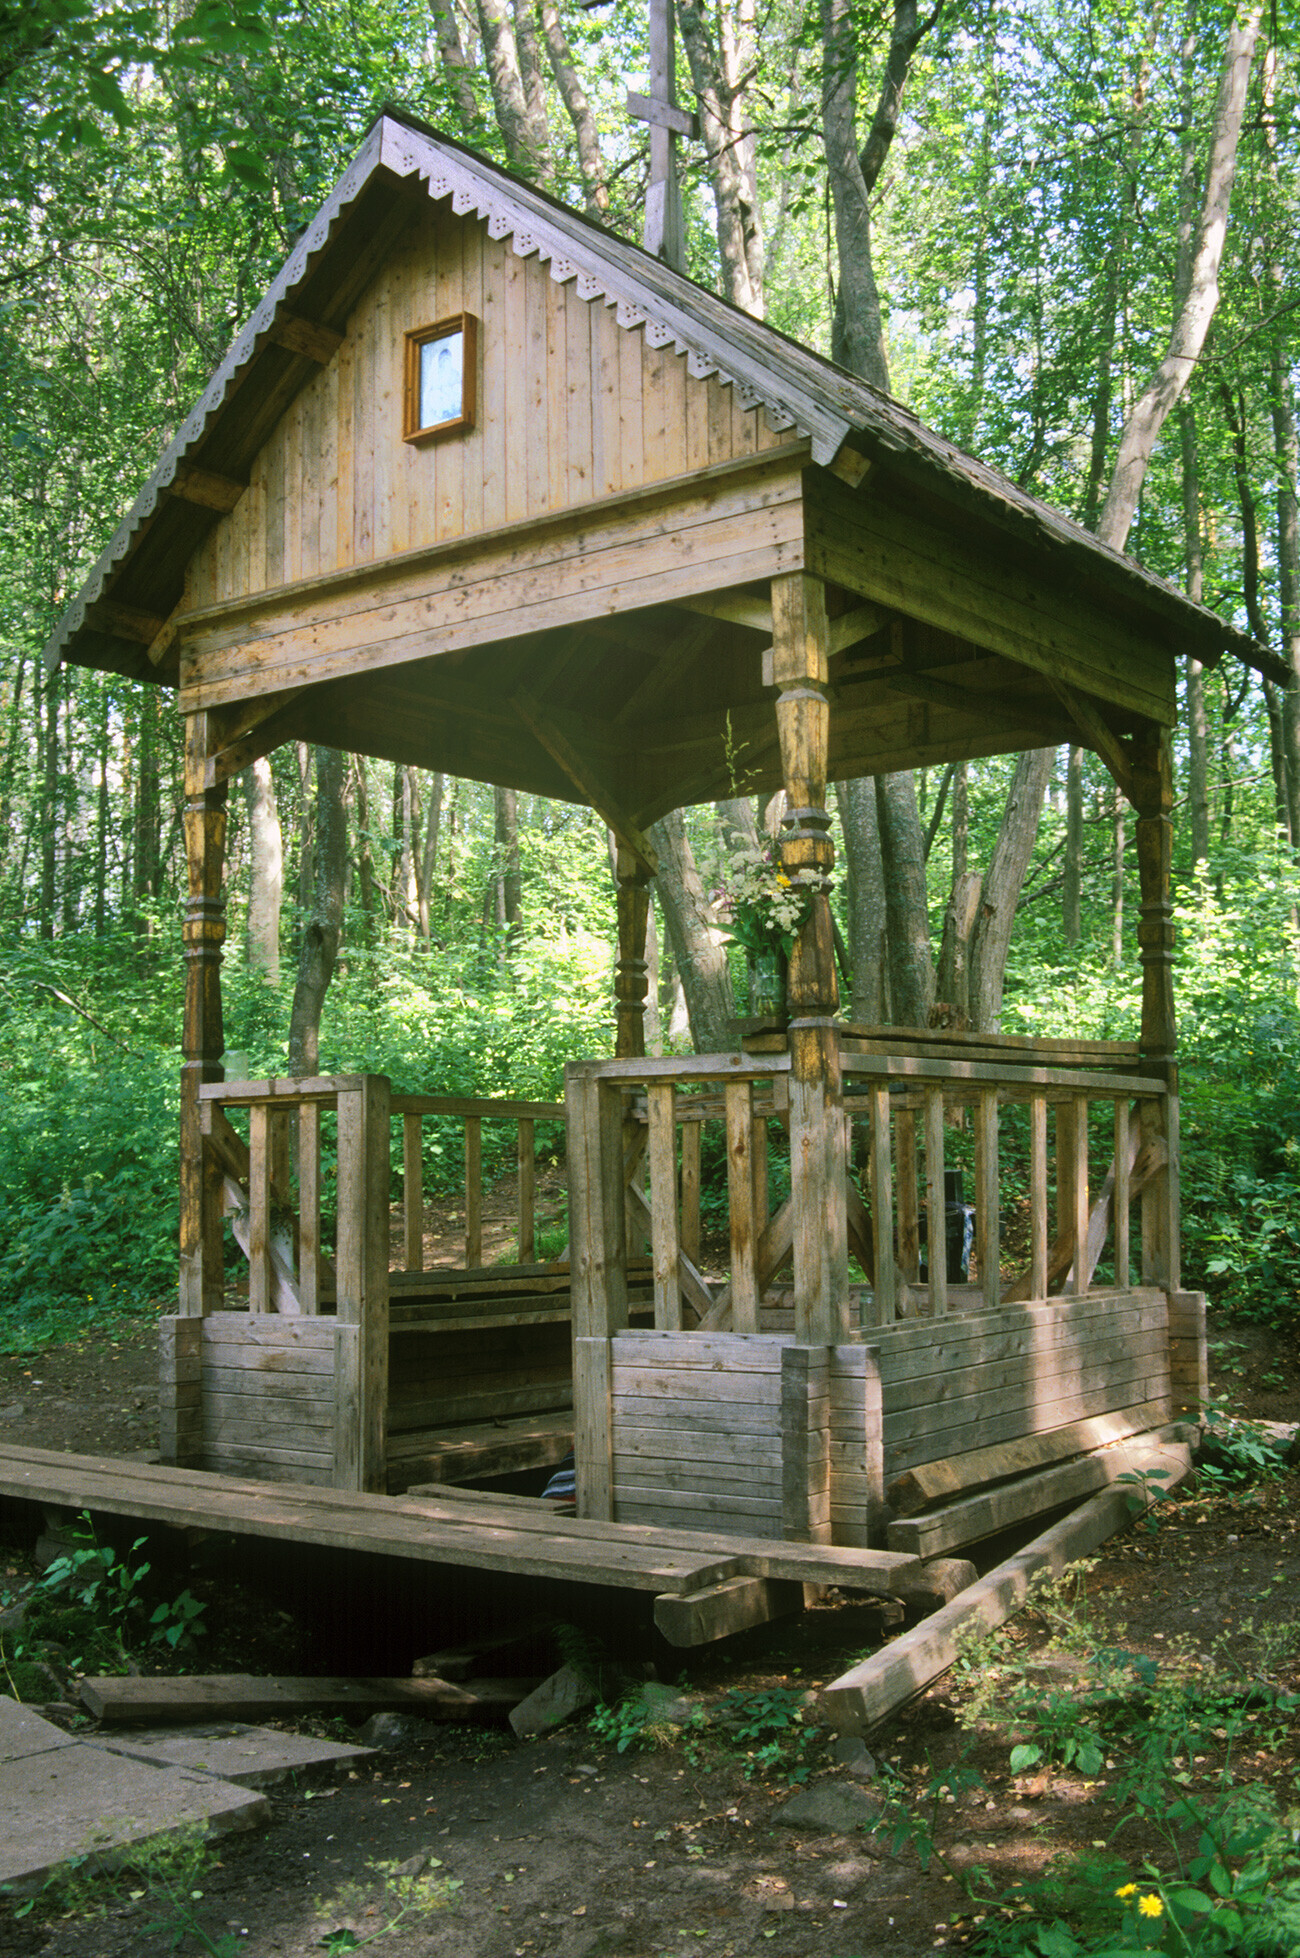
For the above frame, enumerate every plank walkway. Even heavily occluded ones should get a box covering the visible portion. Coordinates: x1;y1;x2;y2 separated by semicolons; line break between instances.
0;1444;918;1613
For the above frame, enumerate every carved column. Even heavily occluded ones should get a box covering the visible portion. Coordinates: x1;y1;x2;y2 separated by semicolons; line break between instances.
614;845;653;1059
179;711;228;1317
771;572;849;1346
1131;728;1180;1293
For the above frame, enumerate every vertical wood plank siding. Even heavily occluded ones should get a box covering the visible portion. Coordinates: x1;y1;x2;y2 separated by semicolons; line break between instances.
190;207;786;610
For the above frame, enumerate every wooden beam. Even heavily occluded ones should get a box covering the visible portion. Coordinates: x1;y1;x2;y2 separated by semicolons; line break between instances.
89;598;169;644
821;1439;1192;1734
168;463;246;514
268;311;345;363
806;468;1177;726
147;601;187;668
829;601;889;655
826;446;872;489
625;88;700;138
1050;679;1137;804
889;670;1065;737
204;691;308;787
676;590;773;634
886;1397;1175;1516
514;691;658;874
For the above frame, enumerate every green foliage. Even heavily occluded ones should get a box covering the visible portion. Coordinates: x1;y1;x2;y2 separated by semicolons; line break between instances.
587;1696;662;1755
21;1512;207;1677
315;1855;463;1948
866;1754;989;1886
957;1569;1300;1958
5;1822;236;1953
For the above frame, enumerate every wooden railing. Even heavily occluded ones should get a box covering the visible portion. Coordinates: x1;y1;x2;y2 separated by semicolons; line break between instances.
198;1076;568;1314
841;1046;1175;1324
389;1095;566;1274
565;1036;1177;1344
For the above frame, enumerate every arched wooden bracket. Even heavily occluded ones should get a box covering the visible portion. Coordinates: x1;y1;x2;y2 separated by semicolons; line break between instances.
1049;679;1137;806
514;690;658;876
198;690;309;789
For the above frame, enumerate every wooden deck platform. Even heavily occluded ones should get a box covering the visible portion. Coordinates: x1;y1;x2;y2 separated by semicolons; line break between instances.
0;1445;919;1647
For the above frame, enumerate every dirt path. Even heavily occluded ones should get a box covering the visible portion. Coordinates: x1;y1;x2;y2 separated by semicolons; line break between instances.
0;1312;1297;1957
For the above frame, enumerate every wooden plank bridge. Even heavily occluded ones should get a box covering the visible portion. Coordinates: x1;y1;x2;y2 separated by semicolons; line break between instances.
0;1444;919;1648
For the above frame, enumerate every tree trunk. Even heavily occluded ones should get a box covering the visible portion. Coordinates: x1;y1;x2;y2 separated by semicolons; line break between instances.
875;770;934;1026
539;0;608;216
476;0;552;180
834;777;887;1023
430;0;481;129
244;755;283;984
288;748;347;1077
1098;4;1262;552
648;807;735;1051
934;869;983;1027
40;665;57;939
495;784;522;941
677;0;764;314
969;748;1055;1032
416;770;444;940
1111;784;1125;968
1063;745;1082;945
1179;402;1211;867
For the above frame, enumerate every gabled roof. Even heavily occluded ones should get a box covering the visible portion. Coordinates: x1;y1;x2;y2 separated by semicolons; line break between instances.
46;107;1283;687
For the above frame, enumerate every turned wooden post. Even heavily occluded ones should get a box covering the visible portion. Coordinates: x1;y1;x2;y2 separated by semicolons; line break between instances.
180;712;228;1318
614;844;653;1059
771;572;849;1346
1131;729;1180;1292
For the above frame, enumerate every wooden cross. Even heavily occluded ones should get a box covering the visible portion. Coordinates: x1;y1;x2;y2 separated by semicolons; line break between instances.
626;0;697;271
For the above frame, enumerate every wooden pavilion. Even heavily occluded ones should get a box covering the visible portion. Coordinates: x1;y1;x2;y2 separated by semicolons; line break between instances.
45;112;1280;1582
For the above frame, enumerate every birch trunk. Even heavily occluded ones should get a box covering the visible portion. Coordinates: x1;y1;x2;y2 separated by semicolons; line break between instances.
243;755;282;984
649;807;735;1052
288;747;347;1077
1098;5;1262;552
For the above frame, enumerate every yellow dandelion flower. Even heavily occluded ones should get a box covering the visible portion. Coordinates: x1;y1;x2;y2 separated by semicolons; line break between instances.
1114;1884;1138;1899
1137;1896;1164;1919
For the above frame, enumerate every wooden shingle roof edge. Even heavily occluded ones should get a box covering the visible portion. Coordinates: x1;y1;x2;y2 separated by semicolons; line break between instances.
44;106;1287;690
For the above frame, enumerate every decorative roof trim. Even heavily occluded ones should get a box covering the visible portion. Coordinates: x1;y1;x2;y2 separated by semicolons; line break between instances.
43;123;388;674
373;122;848;460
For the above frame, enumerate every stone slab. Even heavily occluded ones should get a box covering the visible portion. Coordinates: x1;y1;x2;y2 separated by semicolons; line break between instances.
90;1722;375;1788
0;1698;79;1765
0;1740;268;1890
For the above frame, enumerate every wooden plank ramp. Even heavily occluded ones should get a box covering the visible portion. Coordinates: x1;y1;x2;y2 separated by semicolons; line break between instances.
0;1445;918;1647
821;1436;1192;1734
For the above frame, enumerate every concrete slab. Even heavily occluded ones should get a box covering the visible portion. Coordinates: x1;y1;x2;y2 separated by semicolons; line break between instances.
0;1699;79;1764
0;1699;269;1891
91;1722;374;1788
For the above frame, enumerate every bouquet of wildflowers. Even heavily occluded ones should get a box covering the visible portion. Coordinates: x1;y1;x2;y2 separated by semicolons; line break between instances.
712;836;828;960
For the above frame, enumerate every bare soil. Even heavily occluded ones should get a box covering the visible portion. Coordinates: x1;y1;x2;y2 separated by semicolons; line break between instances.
0;1312;1297;1958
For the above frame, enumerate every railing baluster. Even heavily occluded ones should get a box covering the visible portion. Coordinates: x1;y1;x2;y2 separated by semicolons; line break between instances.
402;1112;424;1272
752;1103;769;1241
464;1115;482;1268
924;1085;947;1316
1066;1094;1090;1295
248;1104;271;1313
646;1084;681;1330
975;1087;1000;1310
1030;1094;1048;1299
680;1118;702;1263
896;1108;919;1286
726;1080;759;1333
1114;1099;1131;1289
868;1085;895;1326
298;1102;321;1314
517;1116;536;1263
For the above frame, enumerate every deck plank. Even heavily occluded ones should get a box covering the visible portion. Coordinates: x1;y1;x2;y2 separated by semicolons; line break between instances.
0;1444;919;1599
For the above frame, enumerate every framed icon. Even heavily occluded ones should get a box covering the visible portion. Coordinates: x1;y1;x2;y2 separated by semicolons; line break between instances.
403;313;477;443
